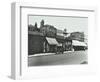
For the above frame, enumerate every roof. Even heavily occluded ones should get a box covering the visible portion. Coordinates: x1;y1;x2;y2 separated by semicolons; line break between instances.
28;31;43;36
46;37;59;45
72;40;87;46
57;29;64;34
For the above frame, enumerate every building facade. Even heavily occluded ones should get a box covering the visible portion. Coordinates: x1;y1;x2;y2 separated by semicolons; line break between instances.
40;20;58;53
28;31;44;55
69;32;87;51
28;20;87;55
70;32;85;42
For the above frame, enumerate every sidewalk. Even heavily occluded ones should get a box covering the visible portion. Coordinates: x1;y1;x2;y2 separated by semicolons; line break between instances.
64;51;73;54
28;51;73;57
28;53;56;57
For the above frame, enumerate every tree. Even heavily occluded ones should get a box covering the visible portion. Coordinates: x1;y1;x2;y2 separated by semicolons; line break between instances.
34;22;37;28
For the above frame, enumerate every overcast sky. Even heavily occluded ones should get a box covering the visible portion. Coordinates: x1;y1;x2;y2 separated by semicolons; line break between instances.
28;15;88;35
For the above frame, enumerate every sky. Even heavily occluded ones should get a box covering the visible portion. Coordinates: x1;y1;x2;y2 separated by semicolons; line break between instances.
28;15;88;35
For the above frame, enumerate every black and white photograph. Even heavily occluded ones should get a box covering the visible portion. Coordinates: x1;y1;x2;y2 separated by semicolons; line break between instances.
10;2;98;80
28;15;88;66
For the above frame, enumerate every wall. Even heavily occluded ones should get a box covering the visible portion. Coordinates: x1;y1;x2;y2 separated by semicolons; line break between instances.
0;0;100;81
28;34;44;55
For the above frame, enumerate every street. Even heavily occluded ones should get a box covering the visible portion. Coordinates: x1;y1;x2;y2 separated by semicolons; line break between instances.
28;50;88;66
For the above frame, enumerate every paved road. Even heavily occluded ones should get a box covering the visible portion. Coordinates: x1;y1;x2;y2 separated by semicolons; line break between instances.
28;50;88;66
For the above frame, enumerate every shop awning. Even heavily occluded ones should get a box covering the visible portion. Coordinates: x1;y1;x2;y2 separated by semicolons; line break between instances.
57;43;62;46
72;40;87;46
46;37;59;45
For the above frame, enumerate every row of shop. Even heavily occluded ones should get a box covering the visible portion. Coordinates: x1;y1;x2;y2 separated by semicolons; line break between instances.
28;31;87;55
43;37;72;53
28;20;87;55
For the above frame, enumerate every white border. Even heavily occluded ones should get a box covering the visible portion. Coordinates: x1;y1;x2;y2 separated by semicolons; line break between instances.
11;2;97;80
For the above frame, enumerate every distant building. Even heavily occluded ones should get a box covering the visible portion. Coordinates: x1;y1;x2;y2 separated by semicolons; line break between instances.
68;32;87;51
56;29;72;51
40;20;57;38
70;32;85;42
72;40;87;51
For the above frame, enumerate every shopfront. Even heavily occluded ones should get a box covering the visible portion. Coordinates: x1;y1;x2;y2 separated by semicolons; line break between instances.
43;37;58;53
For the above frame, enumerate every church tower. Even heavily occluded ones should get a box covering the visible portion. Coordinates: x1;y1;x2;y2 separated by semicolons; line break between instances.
40;19;44;28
